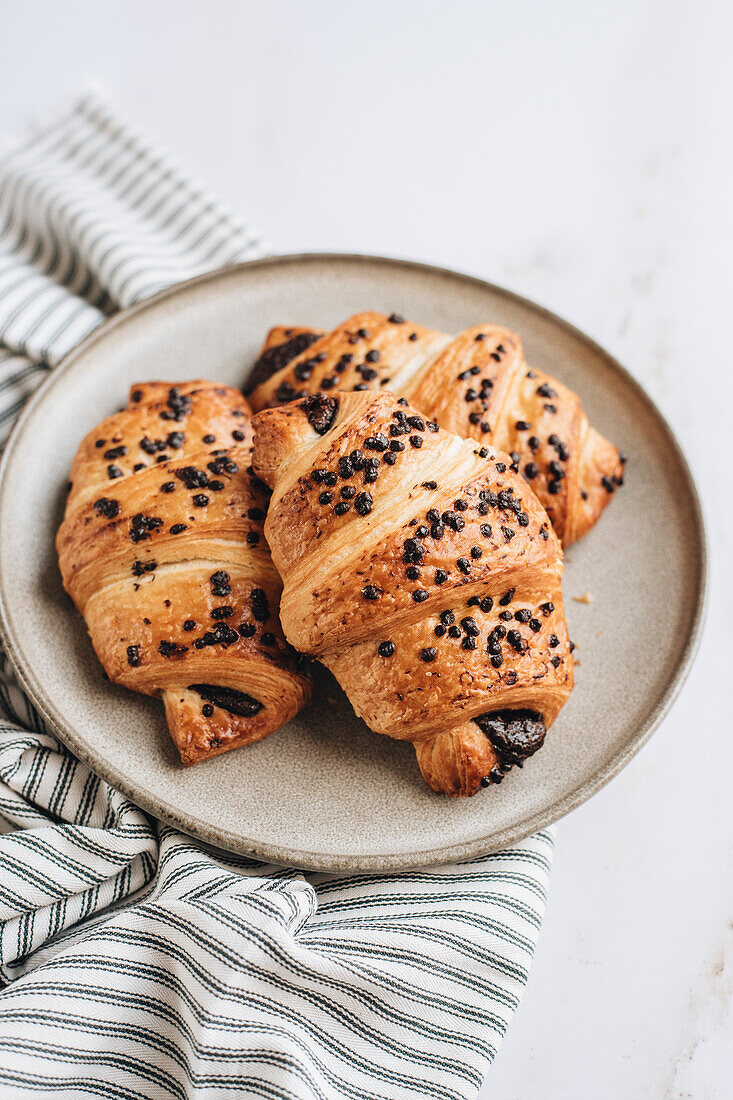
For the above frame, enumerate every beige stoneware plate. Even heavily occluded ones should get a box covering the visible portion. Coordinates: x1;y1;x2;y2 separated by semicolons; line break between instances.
0;255;706;871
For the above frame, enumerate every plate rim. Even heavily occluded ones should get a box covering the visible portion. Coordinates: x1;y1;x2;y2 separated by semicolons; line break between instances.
0;252;709;871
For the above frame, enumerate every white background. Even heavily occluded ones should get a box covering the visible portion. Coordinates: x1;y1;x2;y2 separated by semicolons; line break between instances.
1;1;731;1096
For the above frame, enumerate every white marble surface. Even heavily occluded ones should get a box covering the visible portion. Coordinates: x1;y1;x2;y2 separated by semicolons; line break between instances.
1;1;731;1095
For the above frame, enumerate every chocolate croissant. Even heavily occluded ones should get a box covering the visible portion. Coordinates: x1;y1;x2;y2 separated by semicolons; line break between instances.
252;390;574;796
248;312;625;546
57;381;310;765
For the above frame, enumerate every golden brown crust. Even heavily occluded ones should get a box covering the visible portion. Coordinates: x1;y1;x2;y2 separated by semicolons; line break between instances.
252;391;573;796
249;312;449;410
57;381;310;765
249;315;625;546
415;723;500;798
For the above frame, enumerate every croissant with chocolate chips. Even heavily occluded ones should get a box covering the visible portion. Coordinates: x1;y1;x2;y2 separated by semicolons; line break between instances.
252;390;574;796
248;312;625;546
57;381;310;765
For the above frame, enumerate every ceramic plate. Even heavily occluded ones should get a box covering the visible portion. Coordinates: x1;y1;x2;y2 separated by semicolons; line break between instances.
0;255;706;871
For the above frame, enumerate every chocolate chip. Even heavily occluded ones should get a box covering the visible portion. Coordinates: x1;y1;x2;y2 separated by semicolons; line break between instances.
362;585;380;600
364;434;388;453
210;571;231;597
302;393;338;435
275;381;304;404
354;491;373;516
158;640;188;658
129;513;164;543
363;459;380;483
103;445;127;461
506;630;527;652
131;560;156;576
190;684;263;717
193;623;240;649
420;647;437;662
126;645;140;667
160;387;192;422
251;588;269;620
93;497;120;519
175;466;209;490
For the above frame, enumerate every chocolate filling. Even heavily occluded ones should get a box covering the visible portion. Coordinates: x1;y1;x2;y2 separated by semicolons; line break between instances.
190;684;263;718
301;393;338;434
246;332;323;392
474;709;546;769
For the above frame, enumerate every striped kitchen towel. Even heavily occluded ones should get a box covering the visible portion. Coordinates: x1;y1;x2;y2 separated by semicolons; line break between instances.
0;91;553;1100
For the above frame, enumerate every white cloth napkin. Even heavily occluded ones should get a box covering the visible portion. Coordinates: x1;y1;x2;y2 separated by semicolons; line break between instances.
0;92;553;1100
